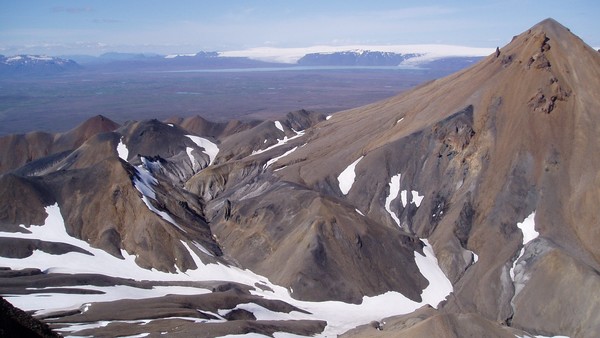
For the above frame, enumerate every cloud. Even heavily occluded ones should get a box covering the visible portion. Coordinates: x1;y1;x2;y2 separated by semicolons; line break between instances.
51;6;93;14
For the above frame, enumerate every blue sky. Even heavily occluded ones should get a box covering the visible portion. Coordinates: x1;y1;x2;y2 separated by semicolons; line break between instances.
1;1;598;55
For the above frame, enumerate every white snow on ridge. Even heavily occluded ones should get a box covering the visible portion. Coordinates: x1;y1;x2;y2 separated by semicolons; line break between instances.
265;146;298;169
274;120;284;132
116;137;129;161
220;44;495;64
185;135;219;166
252;129;305;155
337;156;363;195
385;174;402;226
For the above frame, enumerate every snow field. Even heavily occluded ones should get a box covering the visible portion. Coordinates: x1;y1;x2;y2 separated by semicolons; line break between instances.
0;203;454;337
220;44;494;64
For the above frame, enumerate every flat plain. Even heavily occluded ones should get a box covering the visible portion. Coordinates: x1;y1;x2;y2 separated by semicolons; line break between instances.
0;67;452;136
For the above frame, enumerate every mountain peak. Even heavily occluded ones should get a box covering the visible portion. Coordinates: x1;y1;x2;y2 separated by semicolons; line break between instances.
533;17;566;31
525;18;577;44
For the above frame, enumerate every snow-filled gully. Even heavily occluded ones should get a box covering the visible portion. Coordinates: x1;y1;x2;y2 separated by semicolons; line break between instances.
384;173;425;228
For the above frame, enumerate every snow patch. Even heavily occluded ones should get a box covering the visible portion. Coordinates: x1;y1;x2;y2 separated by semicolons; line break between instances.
385;174;401;226
116;137;129;161
416;239;453;306
411;190;424;207
265;146;298;169
252;129;305;155
400;190;408;208
185;135;219;166
337;156;363;195
355;209;365;216
274;120;284;132
183;240;214;259
510;212;537;281
517;212;538;245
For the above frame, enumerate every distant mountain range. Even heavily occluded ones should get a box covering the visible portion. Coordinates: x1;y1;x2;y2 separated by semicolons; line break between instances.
0;54;80;76
0;44;495;76
297;50;420;66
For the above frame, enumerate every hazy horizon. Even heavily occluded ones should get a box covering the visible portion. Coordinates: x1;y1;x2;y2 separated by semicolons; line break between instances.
1;1;599;56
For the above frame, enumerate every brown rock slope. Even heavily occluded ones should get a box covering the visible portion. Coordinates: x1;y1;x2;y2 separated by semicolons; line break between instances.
0;122;221;273
264;18;598;336
186;18;600;336
0;115;119;175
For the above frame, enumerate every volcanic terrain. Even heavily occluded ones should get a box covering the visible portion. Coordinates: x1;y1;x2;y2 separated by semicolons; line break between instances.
1;18;599;337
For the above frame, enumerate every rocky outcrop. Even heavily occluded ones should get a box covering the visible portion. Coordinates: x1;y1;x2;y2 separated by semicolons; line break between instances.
0;296;62;338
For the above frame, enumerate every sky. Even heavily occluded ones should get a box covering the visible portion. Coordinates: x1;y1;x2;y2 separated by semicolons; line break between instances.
1;0;598;56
